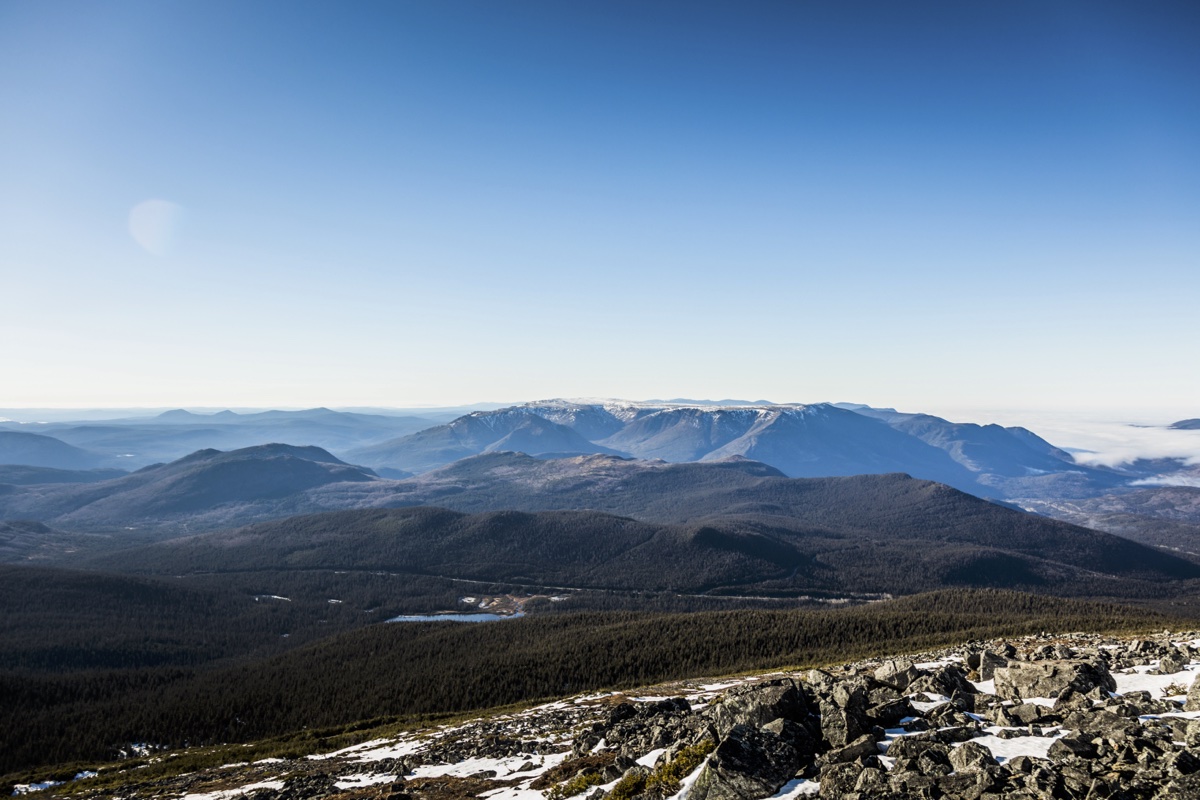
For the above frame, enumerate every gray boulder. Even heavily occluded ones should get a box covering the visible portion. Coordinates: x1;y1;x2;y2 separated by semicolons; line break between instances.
992;659;1115;701
688;724;802;800
874;659;920;691
818;762;862;799
709;679;806;738
1186;674;1200;711
1159;652;1187;675
819;700;865;748
949;741;999;772
823;733;878;764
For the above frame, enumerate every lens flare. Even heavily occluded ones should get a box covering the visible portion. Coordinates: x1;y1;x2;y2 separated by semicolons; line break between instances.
129;199;183;256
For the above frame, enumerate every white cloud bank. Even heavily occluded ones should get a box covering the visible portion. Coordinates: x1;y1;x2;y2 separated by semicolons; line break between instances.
924;408;1200;470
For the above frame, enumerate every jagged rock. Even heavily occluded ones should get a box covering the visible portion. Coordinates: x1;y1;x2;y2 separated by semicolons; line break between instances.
992;659;1116;700
1051;687;1092;714
688;724;802;800
978;650;1009;681
915;745;953;777
819;700;865;748
604;697;705;758
818;762;862;799
602;755;637;781
1186;719;1200;748
806;669;838;695
1006;755;1037;774
1159;772;1200;799
874;659;920;691
907;664;975;697
824;733;878;764
949;741;999;772
1008;702;1056;725
1164;749;1200;777
867;685;902;705
709;679;806;738
853;766;888;793
1047;733;1097;761
760;717;817;757
1159;652;1187;674
1063;708;1140;737
887;769;938;797
1187;674;1200;711
866;698;913;727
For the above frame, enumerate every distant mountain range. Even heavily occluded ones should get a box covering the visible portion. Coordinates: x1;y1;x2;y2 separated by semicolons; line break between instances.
0;408;433;469
345;400;1126;500
3;401;1197;552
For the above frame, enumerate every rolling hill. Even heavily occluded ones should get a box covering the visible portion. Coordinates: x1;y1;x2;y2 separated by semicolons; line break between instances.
0;430;106;470
94;479;1200;598
0;444;376;533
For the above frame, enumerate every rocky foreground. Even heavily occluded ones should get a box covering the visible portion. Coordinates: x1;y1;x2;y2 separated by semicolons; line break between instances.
21;631;1200;800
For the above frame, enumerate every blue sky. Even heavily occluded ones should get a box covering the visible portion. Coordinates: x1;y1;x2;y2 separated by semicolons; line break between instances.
1;1;1197;414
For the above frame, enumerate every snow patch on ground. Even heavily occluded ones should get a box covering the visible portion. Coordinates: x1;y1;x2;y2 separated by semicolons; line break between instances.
176;779;284;800
334;773;397;789
480;786;550;800
1112;663;1199;696
412;753;568;781
12;781;62;795
961;728;1067;763
767;778;821;798
908;694;951;713
309;736;425;762
1023;697;1058;708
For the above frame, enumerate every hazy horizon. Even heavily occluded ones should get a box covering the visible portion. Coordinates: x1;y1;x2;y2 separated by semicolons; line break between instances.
4;398;1199;469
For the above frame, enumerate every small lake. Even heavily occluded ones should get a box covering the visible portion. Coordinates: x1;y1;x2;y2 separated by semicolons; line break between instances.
385;611;525;623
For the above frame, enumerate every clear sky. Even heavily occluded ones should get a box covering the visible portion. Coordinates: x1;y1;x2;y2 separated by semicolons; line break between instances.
2;1;1197;414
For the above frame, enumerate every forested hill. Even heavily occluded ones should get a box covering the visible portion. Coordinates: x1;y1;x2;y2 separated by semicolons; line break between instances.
89;496;1200;598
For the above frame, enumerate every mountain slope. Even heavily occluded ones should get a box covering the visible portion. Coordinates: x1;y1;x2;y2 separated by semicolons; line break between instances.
0;465;127;485
347;408;624;473
0;431;106;470
347;400;1125;499
94;478;1200;597
0;444;377;533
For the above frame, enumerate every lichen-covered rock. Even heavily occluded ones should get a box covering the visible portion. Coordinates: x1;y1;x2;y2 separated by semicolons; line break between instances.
688;724;801;800
708;679;807;739
823;733;878;764
949;741;999;772
818;761;862;799
818;700;865;748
